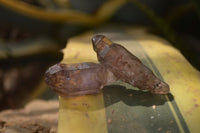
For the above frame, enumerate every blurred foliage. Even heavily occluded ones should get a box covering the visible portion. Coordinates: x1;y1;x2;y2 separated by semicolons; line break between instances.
0;0;198;68
193;0;200;17
129;0;200;70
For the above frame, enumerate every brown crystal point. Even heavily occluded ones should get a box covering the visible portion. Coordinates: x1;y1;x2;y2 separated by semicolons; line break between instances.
45;62;116;98
92;35;170;94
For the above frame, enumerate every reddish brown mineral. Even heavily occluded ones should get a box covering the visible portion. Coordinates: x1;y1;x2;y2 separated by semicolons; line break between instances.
45;35;170;98
45;62;116;97
92;35;169;94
